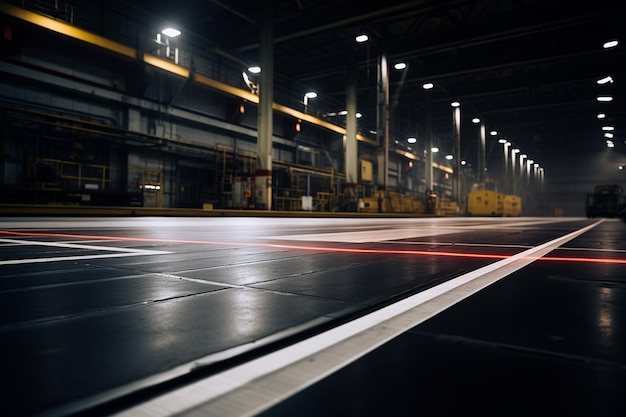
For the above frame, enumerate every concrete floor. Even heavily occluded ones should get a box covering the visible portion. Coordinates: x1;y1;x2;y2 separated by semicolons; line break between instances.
1;216;624;416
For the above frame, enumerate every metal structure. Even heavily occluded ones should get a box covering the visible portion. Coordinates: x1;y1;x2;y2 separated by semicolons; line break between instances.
1;0;625;214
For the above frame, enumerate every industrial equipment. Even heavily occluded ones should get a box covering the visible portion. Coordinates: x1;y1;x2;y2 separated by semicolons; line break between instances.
585;184;626;220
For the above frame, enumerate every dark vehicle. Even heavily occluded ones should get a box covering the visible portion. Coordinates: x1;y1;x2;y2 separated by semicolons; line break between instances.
585;184;626;221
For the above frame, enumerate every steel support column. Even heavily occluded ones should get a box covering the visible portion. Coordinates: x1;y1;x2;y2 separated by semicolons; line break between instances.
376;52;389;209
255;0;274;210
344;51;359;210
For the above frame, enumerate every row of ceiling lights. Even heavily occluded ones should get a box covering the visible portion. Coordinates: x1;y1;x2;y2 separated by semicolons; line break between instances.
164;26;612;174
359;33;621;172
597;39;619;149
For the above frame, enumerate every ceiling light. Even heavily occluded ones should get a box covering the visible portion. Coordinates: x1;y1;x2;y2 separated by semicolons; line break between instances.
304;91;317;99
445;154;454;160
394;62;407;70
607;141;615;148
603;40;619;49
498;138;507;144
356;112;363;118
450;101;460;107
472;118;480;124
162;28;181;37
602;126;615;131
597;96;613;102
490;130;498;136
338;110;348;116
356;34;369;43
597;113;606;119
407;137;417;144
597;75;613;85
248;66;261;74
431;147;439;153
605;133;614;138
422;82;434;90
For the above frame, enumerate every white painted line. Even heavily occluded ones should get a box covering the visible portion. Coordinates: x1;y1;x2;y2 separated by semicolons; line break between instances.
0;252;169;266
267;218;580;243
268;227;465;243
384;240;534;249
114;220;602;417
0;238;170;266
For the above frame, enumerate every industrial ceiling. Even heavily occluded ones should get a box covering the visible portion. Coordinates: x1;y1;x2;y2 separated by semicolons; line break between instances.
7;0;626;175
137;0;626;173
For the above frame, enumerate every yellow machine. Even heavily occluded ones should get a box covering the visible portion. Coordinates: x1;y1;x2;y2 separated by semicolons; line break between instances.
503;194;522;216
467;190;521;216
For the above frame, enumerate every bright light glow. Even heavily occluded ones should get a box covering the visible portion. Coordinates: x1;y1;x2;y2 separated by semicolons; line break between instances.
461;160;467;166
451;101;460;107
356;34;369;43
619;165;624;170
597;76;613;85
394;62;407;70
472;118;480;124
445;154;454;160
607;141;615;148
528;160;534;164
338;110;348;116
597;96;613;102
512;148;520;154
490;130;498;136
162;28;181;37
498;138;507;144
431;147;439;153
407;137;417;144
248;66;261;74
304;92;318;99
423;82;434;90
605;133;614;138
356;112;363;118
602;126;615;131
597;113;606;119
603;40;619;49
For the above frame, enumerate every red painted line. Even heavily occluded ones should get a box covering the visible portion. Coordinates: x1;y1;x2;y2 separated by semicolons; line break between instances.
1;230;625;264
539;255;626;264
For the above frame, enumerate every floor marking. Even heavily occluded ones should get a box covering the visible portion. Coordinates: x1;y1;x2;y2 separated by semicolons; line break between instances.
2;223;624;265
112;220;603;417
385;240;534;249
267;227;466;243
266;218;593;243
384;240;626;254
0;238;170;266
